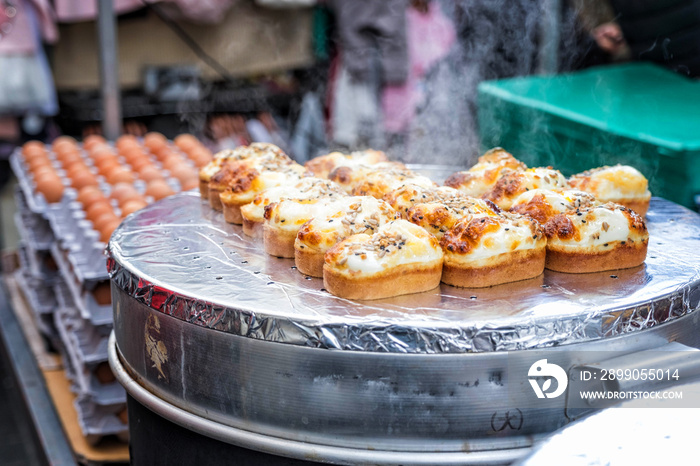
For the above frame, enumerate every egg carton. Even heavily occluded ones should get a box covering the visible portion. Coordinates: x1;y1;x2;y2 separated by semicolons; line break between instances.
13;187;55;251
9;150;75;216
50;242;113;327
16;241;59;284
74;395;129;446
43;192;117;283
53;298;110;368
53;278;111;336
13;268;61;353
14;254;58;316
53;307;125;407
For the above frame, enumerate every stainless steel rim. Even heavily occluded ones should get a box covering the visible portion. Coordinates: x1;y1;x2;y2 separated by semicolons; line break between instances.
109;332;532;465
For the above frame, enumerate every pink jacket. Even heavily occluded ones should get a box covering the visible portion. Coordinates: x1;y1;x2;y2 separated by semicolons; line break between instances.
381;2;456;134
0;0;58;54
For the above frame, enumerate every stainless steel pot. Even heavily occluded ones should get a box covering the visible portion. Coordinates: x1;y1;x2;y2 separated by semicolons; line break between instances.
108;188;700;465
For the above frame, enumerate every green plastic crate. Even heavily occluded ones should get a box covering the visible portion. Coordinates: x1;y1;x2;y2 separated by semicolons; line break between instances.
478;63;700;209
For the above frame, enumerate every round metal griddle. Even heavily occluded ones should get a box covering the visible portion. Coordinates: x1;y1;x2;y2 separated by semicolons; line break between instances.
108;179;700;464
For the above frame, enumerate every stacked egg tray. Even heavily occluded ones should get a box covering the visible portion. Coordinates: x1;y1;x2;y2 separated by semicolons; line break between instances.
10;133;212;444
13;187;62;349
53;283;129;445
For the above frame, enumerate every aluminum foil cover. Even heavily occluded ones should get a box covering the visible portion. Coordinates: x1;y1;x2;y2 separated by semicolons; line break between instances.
107;193;700;353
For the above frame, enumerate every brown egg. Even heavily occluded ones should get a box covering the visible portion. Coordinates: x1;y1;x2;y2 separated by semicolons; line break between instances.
94;361;116;384
58;150;84;167
120;198;148;217
36;173;64;203
66;163;90;179
106;168;135;185
99;217;122;243
115;134;138;151
32;165;57;183
145;179;175;200
127;155;151;172
83;134;106;152
70;169;99;190
119;143;142;159
51;136;77;153
180;174;199;191
161;155;185;171
118;192;144;208
117;407;128;425
23;150;48;166
91;281;112;306
77;185;106;207
144;132;167;151
92;210;119;231
109;182;138;203
151;146;172;161
169;163;196;183
22;140;46;156
189;147;213;167
137;165;164;183
96;158;122;177
174;134;198;151
26;157;50;174
86;200;115;222
90;146;116;164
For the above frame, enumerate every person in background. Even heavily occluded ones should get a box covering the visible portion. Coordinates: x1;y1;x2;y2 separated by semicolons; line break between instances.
0;0;57;189
572;0;700;78
381;0;456;157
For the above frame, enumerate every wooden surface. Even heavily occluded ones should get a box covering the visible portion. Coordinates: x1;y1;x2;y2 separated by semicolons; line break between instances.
43;370;130;464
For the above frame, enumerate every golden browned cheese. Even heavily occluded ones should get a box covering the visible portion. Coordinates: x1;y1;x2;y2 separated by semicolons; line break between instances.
510;193;559;225
544;214;579;241
408;205;453;230
209;161;244;189
482;174;525;204
444;171;475;189
296;225;325;247
477;147;527;168
263;202;276;221
568;172;594;192
227;167;259;194
440;217;501;254
620;206;648;233
305;156;339;178
329;166;353;185
444;166;511;190
443;148;526;194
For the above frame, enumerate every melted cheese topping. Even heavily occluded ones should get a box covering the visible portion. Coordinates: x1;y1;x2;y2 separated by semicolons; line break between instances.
328;162;408;192
351;171;436;198
219;164;307;205
241;178;344;223
545;204;648;250
265;197;345;233
325;220;443;276
444;148;527;197
484;167;569;210
384;184;465;216
199;143;288;181
569;165;651;201
407;198;499;239
441;212;545;266
296;196;398;253
509;189;598;224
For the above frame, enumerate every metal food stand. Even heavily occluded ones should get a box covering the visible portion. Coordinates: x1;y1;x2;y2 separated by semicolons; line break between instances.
108;188;700;465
